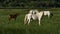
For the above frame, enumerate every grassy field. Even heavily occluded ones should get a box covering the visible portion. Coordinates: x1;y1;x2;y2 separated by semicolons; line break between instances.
0;8;60;34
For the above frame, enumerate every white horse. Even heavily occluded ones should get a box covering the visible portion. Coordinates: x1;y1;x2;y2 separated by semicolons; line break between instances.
24;13;32;25
43;11;53;18
29;9;38;14
24;10;37;25
24;10;44;26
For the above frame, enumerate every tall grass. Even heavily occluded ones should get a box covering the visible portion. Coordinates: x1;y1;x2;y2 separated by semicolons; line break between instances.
0;8;59;34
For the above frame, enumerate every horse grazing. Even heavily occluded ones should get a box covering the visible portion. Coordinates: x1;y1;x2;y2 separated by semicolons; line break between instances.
24;13;32;25
24;10;44;26
8;13;20;21
24;10;53;26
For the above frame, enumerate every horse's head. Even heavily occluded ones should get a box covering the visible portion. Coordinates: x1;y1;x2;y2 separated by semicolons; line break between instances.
50;12;53;18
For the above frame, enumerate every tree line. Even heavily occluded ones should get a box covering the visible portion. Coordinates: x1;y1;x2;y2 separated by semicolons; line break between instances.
0;0;60;8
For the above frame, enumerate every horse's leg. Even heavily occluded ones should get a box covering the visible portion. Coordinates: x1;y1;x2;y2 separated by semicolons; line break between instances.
48;13;50;18
38;17;42;26
39;18;41;26
28;19;30;25
8;17;11;24
24;19;27;25
24;21;27;25
9;18;11;21
14;17;16;20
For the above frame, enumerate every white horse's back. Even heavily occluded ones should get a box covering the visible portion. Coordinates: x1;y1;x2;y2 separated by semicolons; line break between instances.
43;11;53;18
29;9;39;14
44;11;50;16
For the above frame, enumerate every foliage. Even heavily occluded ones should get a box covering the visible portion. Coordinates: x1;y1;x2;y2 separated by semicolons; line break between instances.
0;0;60;8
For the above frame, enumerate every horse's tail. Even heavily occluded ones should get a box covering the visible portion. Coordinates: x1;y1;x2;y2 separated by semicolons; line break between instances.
24;14;27;25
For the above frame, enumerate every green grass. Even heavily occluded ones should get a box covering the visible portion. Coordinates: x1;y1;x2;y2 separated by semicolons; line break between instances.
0;8;59;34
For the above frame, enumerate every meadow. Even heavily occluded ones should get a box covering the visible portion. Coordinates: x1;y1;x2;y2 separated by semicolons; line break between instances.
0;8;60;34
